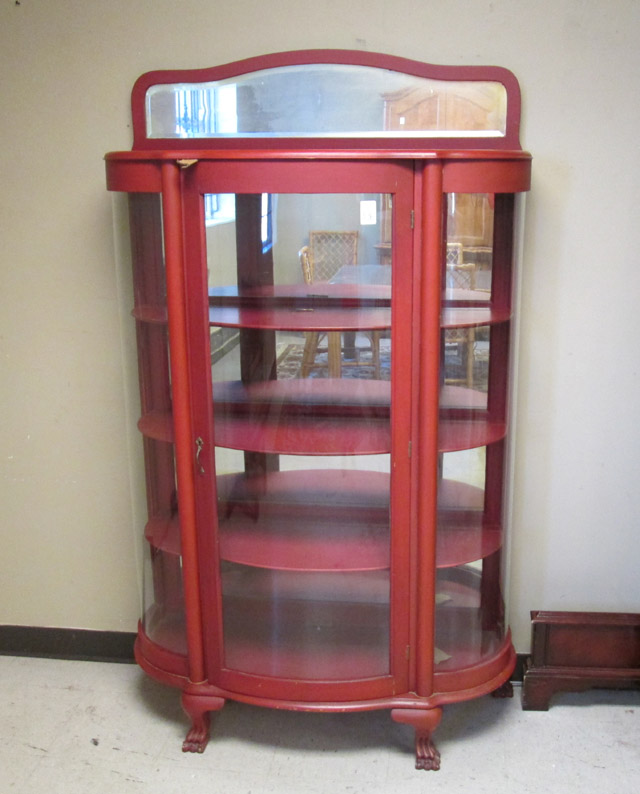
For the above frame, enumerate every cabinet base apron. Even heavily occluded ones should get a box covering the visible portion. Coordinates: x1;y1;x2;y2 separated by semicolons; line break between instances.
135;627;515;767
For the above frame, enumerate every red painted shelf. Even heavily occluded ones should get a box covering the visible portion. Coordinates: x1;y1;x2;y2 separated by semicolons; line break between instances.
213;379;502;454
215;414;389;454
145;513;181;556
438;419;506;452
213;378;391;416
132;305;168;324
209;304;391;332
437;479;501;568
213;379;390;454
217;470;390;572
138;410;173;442
143;481;502;571
441;306;510;328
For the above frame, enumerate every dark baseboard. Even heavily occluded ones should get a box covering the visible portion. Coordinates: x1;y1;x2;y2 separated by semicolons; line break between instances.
513;652;527;683
0;624;528;683
0;625;136;664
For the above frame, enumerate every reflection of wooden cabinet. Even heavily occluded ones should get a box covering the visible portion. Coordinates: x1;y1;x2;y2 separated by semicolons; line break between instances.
376;193;393;263
383;83;506;133
105;50;531;772
448;193;494;248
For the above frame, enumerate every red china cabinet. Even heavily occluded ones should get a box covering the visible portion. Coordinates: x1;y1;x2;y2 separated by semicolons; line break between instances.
105;50;531;770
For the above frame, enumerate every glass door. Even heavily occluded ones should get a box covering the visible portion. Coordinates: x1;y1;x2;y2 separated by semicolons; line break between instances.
183;160;414;699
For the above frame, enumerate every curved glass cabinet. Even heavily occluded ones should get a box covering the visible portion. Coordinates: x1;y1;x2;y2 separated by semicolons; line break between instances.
105;50;531;770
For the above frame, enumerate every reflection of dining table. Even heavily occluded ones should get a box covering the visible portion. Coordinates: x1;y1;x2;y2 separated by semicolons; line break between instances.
208;266;393;377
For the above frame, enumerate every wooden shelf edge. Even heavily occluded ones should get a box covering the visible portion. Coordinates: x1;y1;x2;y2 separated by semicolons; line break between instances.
138;410;174;442
132;305;168;323
145;513;181;556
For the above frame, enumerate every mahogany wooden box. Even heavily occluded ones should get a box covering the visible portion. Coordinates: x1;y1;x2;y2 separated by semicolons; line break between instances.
522;610;640;710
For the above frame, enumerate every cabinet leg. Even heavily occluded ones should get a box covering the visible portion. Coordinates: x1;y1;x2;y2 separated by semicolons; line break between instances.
391;707;442;771
181;692;224;753
492;679;514;698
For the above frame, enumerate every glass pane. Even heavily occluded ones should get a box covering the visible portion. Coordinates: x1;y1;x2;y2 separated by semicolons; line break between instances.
142;535;187;657
207;191;393;680
444;194;494;302
434;560;505;670
435;447;505;669
146;65;507;138
127;193;187;658
440;324;490;410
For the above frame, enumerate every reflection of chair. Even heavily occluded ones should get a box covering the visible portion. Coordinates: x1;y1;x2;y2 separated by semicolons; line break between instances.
303;231;359;282
298;231;381;378
446;242;476;290
444;242;477;387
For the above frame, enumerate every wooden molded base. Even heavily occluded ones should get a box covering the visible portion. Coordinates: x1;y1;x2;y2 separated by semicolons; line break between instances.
522;611;640;710
134;623;517;767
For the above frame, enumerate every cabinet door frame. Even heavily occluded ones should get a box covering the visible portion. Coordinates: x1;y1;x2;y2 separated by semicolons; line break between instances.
180;157;418;702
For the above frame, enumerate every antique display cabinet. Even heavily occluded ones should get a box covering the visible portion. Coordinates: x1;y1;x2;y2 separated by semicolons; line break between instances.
105;50;531;770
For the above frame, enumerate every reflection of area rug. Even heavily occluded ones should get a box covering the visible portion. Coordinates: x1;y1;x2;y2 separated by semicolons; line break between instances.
277;342;391;380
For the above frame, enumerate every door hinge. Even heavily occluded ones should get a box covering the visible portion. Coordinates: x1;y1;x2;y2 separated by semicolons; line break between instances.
408;440;412;458
410;209;415;229
177;158;198;169
406;645;411;661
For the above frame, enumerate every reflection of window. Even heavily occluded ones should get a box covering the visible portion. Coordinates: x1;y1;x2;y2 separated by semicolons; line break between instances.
261;193;274;252
176;86;237;223
175;84;237;137
204;194;235;225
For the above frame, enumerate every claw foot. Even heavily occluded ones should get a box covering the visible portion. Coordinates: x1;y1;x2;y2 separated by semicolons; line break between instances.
182;718;210;753
415;733;441;770
181;692;224;754
391;707;443;771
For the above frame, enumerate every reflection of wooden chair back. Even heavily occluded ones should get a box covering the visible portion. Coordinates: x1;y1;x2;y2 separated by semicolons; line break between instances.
301;231;359;283
297;230;381;378
446;242;477;290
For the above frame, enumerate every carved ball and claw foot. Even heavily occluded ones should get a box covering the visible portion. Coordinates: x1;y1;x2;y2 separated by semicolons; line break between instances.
391;707;443;771
181;692;225;753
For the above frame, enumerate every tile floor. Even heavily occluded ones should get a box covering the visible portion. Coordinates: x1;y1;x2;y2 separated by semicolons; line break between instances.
1;655;638;793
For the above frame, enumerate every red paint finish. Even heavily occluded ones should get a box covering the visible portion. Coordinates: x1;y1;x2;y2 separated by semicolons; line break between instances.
105;50;531;769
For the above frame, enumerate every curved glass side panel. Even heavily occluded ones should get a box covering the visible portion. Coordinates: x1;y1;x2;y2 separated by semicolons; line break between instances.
146;64;507;139
125;193;187;659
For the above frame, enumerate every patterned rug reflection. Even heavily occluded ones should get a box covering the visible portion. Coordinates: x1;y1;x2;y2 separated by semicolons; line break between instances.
276;341;391;380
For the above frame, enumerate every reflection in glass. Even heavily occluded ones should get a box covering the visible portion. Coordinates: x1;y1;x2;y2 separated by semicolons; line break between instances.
435;445;505;670
441;325;490;407
146;64;507;139
444;194;494;301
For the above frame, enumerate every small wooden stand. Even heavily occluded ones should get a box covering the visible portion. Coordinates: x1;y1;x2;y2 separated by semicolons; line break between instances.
522;611;640;710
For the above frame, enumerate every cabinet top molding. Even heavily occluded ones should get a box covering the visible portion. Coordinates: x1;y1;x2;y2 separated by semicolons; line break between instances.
129;49;526;153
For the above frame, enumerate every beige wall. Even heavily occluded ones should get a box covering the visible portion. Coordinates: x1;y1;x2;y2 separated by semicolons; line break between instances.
1;0;639;650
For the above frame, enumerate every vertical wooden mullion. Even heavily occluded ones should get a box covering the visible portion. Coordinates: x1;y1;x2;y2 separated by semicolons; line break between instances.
161;162;205;684
415;161;444;697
